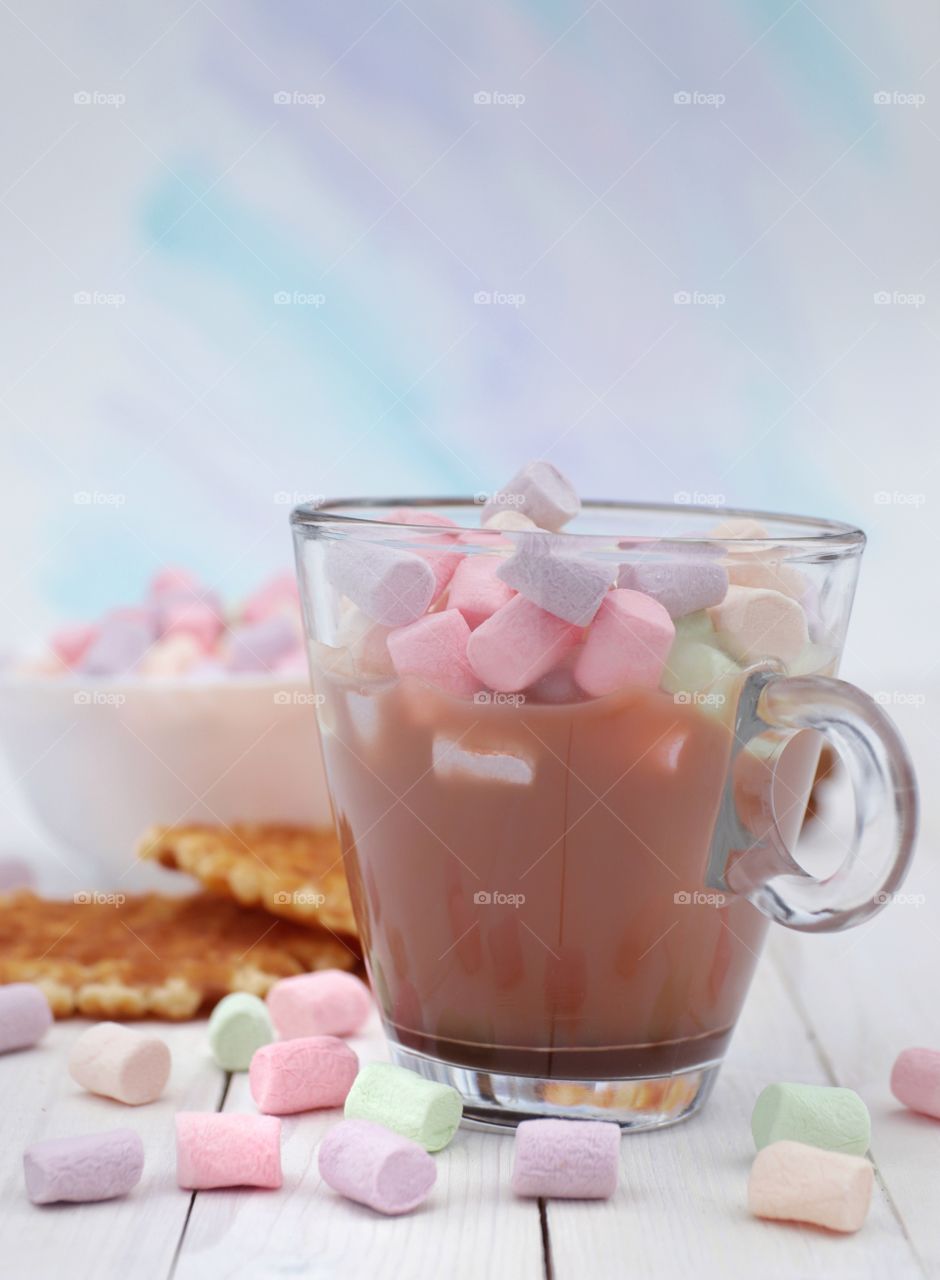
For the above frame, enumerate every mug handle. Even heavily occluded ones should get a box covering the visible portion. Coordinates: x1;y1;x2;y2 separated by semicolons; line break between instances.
705;668;918;932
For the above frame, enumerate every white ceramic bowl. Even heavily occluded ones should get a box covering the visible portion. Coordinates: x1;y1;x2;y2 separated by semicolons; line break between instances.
0;673;332;885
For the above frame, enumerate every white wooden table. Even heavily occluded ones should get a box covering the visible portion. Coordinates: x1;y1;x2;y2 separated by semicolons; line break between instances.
1;701;937;1280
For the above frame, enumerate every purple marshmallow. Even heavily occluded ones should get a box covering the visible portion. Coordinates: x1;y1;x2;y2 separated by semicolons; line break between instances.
326;540;436;627
482;460;581;531
225;614;299;673
497;534;614;626
78;611;157;675
0;983;53;1053
617;558;728;619
24;1128;144;1204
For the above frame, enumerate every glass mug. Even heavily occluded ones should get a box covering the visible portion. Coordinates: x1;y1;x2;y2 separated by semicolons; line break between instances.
291;500;917;1130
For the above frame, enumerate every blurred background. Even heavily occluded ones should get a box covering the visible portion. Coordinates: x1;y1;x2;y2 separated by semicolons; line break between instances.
2;0;938;690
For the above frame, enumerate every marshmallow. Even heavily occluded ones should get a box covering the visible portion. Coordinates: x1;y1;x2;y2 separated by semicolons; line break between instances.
386;508;459;529
318;1118;437;1215
482;461;580;531
890;1047;940;1119
208;992;275;1072
386;510;463;600
0;983;53;1053
49;623;97;668
729;553;805;600
344;1062;463;1152
249;1036;359;1115
661;638;740;698
225;614;299;673
0;856;35;892
497;535;614;625
176;1113;282;1190
748;1140;873;1233
617;558;728;619
467;596;580;694
266;970;372;1040
78;610;156;675
483;510;539;532
512;1118;620;1199
326;540;436;627
574;589;675;697
24;1129;144;1205
710;517;769;540
68;1022;171;1106
137;633;204;677
387;609;480;697
751;1083;870;1155
446;556;515;629
149;567;203;598
160;601;224;650
708;586;808;666
241;572;299;624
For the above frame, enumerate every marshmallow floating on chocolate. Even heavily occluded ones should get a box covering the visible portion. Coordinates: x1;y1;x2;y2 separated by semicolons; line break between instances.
512;1118;620;1199
748;1140;873;1233
447;555;515;629
249;1035;359;1115
176;1113;282;1190
574;589;675;697
326;540;436;627
0;983;52;1053
890;1047;940;1119
344;1062;463;1152
617;555;728;619
467;595;580;694
267;970;372;1040
387;609;480;697
68;1022;171;1106
708;585;808;666
482;461;580;531
24;1129;144;1205
483;510;539;532
318;1118;437;1215
751;1082;870;1155
497;534;614;626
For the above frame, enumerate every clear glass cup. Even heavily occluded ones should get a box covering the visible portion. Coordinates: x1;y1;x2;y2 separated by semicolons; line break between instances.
291;499;917;1130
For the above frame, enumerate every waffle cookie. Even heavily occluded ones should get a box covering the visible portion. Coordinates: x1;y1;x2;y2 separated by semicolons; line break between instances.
136;823;356;936
0;890;358;1019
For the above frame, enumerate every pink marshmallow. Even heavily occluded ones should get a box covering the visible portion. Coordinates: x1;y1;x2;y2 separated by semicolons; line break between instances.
266;970;372;1040
24;1128;144;1205
497;534;613;625
318;1118;437;1215
241;573;300;624
447;556;515;629
249;1035;359;1115
160;601;224;650
891;1047;940;1119
225;614;299;673
482;461;580;531
326;540;436;627
512;1118;620;1199
387;609;480;697
467;596;580;694
385;508;459;529
49;623;97;668
149;567;203;599
176;1113;282;1190
748;1140;873;1233
68;1022;170;1105
0;983;53;1053
574;589;675;696
386;511;462;602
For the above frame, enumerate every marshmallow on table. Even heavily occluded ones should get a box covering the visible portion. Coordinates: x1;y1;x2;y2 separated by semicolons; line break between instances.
176;1113;282;1190
748;1140;873;1233
319;1118;437;1215
208;992;275;1071
68;1022;171;1105
511;1118;621;1200
467;596;580;694
249;1036;359;1115
24;1129;144;1205
78;610;156;675
0;856;36;892
344;1062;463;1152
241;572;299;624
482;460;581;531
446;556;515;629
751;1083;870;1155
574;589;675;697
0;983;52;1053
149;567;203;598
225;613;299;673
160;601;224;650
617;557;728;619
49;623;97;668
890;1047;940;1119
326;540;436;627
267;970;372;1040
708;586;808;666
137;633;204;677
387;609;480;697
497;534;614;625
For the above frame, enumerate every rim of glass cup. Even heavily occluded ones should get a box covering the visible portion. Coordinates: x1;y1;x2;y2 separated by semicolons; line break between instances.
290;497;865;553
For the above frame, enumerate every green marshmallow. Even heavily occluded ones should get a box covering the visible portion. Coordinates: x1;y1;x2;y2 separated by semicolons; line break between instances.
673;610;715;644
207;993;275;1071
344;1062;463;1152
751;1083;871;1155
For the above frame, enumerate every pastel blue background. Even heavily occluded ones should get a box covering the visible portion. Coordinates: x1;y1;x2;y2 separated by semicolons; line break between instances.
2;0;938;680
